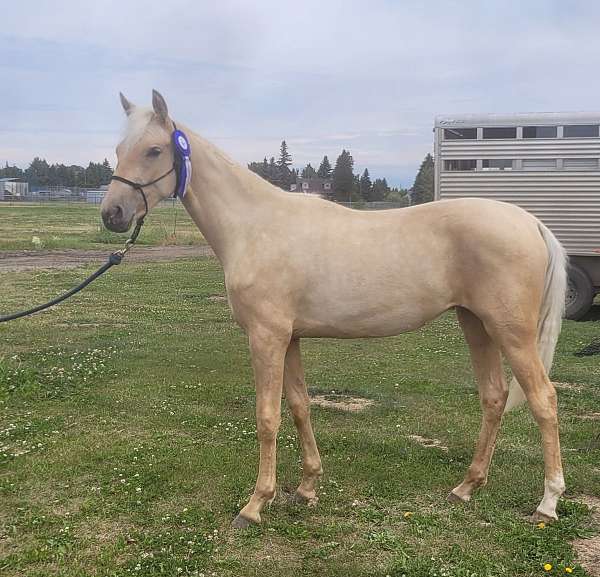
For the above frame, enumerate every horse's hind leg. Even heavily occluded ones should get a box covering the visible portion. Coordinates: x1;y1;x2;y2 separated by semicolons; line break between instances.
283;339;323;504
500;336;564;521
449;307;508;503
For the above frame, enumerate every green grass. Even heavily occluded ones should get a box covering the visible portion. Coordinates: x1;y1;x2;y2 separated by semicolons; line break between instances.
0;203;204;250
1;257;599;576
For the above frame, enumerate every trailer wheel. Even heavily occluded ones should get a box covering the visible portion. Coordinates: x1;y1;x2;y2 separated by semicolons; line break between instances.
565;264;594;321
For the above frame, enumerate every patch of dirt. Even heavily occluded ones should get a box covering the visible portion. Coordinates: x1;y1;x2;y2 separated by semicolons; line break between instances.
310;394;375;412
553;381;583;391
407;434;448;452
572;495;600;576
578;413;600;421
0;245;215;272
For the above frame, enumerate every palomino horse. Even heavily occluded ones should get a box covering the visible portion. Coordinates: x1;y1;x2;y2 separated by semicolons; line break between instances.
101;91;567;528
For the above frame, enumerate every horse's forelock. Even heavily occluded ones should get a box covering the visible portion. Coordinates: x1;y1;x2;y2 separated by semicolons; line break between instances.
121;106;155;152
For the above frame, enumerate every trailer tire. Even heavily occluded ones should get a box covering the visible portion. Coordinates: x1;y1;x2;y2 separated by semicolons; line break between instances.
565;264;594;321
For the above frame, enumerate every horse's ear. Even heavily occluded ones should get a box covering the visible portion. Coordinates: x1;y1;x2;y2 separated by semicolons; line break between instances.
152;89;169;125
119;92;134;116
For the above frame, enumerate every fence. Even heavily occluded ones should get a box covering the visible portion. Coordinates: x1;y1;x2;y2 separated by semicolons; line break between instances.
0;188;178;208
1;187;409;210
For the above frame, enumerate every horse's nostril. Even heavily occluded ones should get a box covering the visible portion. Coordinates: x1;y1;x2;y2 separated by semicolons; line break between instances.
101;205;123;227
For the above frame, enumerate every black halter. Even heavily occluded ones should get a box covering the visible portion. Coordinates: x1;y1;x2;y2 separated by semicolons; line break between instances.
110;123;184;223
110;165;175;222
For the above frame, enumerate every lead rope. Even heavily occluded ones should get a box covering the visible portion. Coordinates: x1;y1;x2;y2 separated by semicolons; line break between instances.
0;218;145;323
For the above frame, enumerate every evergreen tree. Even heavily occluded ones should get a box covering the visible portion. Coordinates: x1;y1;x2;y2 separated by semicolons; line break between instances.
301;163;317;179
276;141;294;190
371;177;390;201
248;158;268;180
359;168;372;200
411;153;434;205
317;155;332;178
268;156;280;187
332;150;355;202
278;140;292;170
100;158;113;184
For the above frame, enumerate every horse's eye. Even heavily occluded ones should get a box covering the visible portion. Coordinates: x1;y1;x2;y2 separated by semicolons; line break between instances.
147;147;162;158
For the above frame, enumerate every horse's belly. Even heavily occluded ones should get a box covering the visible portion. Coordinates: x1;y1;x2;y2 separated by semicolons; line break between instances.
292;298;445;338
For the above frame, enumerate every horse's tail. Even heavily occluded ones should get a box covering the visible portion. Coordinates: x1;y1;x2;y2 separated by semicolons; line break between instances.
505;223;568;412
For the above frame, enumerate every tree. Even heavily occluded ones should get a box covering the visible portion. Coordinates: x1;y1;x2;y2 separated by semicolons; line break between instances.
411;153;434;205
100;158;113;184
301;163;317;179
317;155;332;178
268;156;280;187
25;157;51;187
359;168;372;200
277;140;295;190
278;140;292;170
371;177;390;202
332;150;354;202
386;187;409;206
0;162;24;179
248;157;269;180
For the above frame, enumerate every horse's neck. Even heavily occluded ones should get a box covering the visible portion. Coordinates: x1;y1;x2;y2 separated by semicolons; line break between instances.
181;130;281;264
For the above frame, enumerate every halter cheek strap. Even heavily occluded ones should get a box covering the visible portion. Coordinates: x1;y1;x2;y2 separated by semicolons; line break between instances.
110;167;174;221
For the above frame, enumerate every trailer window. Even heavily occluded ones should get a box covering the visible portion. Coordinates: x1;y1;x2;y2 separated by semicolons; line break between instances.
523;126;557;139
482;127;517;139
563;125;599;138
443;128;477;140
482;159;514;171
563;158;599;170
444;160;476;171
521;159;557;171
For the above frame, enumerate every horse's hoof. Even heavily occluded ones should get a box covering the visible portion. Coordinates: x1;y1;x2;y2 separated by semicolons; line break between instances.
231;514;254;530
531;510;558;524
448;490;469;504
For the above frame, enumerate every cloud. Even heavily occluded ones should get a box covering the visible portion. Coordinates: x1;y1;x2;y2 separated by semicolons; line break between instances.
2;0;600;186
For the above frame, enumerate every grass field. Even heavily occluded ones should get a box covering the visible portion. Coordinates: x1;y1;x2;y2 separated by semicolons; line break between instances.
0;203;203;250
1;254;599;577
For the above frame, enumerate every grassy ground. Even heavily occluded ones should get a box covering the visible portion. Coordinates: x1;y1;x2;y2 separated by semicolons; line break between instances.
1;257;599;577
0;203;203;250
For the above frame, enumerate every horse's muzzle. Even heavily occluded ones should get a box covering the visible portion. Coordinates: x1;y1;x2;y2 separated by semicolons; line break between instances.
102;205;132;233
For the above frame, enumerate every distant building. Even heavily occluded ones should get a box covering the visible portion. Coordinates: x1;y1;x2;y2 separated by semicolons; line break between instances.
0;178;29;200
85;185;109;204
290;176;332;196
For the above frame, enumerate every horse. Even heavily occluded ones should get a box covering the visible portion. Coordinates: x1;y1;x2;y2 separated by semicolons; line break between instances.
101;90;567;529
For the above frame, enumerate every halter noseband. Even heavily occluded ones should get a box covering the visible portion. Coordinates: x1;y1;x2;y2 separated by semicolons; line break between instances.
110;166;175;221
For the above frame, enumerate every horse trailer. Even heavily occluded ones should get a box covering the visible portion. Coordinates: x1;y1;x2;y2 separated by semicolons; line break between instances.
434;112;600;320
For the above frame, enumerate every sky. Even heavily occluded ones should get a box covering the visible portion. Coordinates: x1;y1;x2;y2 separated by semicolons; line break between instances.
2;0;600;187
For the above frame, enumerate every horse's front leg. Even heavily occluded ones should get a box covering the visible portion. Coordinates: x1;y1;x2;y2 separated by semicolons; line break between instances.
232;326;290;528
284;338;322;504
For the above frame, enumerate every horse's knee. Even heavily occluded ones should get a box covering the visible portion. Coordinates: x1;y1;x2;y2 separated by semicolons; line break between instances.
481;391;508;417
256;412;280;440
288;396;311;424
528;385;559;426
